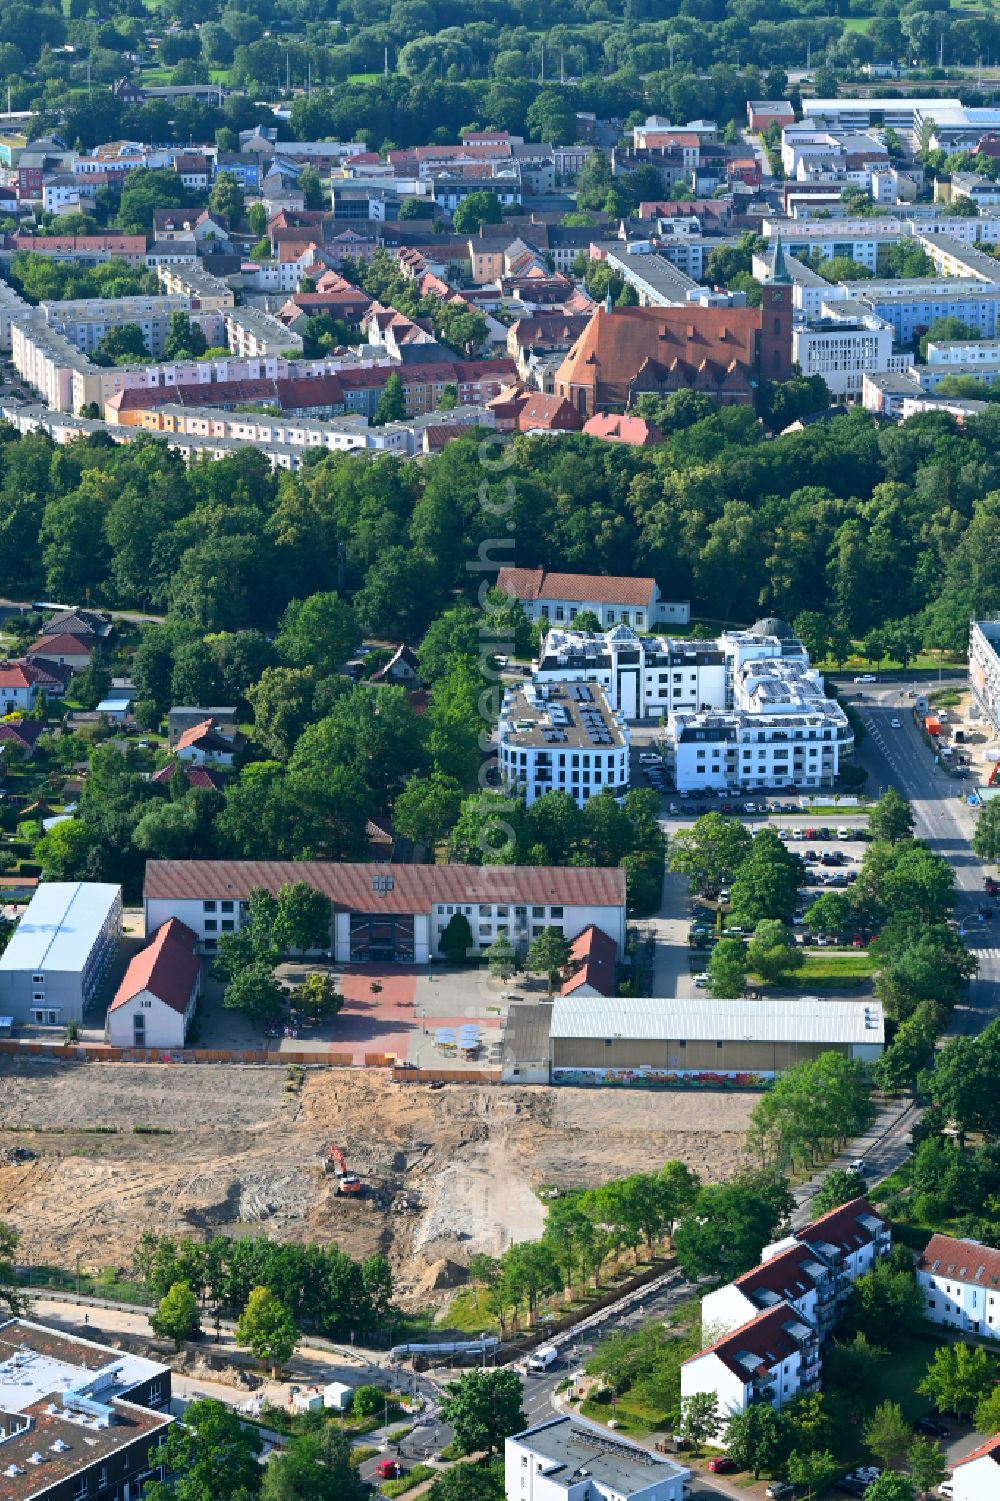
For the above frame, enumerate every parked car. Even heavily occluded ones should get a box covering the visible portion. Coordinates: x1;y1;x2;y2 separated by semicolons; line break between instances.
849;1158;867;1175
706;1458;736;1473
938;1480;954;1498
765;1484;795;1500
693;973;709;988
374;1461;404;1481
837;826;851;839
854;674;876;682
914;1416;949;1439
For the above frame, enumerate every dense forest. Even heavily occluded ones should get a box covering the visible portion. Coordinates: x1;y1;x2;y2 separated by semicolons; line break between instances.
4;399;995;654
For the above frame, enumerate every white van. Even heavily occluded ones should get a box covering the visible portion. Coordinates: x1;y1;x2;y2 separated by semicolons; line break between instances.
527;1345;559;1373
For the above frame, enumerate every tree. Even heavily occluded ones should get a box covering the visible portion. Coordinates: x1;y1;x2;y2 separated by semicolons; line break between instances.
907;1437;946;1499
863;1401;911;1469
235;1285;298;1373
527;928;570;994
486;933;517;982
373;371;405;425
427;1465;504;1501
973;797;1000;863
809;1167;866;1216
452;191;502;233
680;1390;720;1449
164;312;208;361
295;972;342;1021
787;1449;838;1501
823;1332;887;1394
439;1369;526;1455
849;1259;924;1343
869;787;915;845
223;963;285;1027
276;592;357;676
724;1403;791;1478
151;1280;201;1348
747;920;803;985
247;667;316;760
144;1399;262;1501
74;653;112;711
668;812;752;897
274;881;330;952
247;202;268;239
440;912;473;964
262;1430;365;1501
394;774;463;849
707;937;747;998
918;1341;997;1418
297;165;325;212
209;170;245;225
974;1382;1000;1433
94;322;148;365
673;1175;788;1284
728;830;804;925
863;1477;915;1501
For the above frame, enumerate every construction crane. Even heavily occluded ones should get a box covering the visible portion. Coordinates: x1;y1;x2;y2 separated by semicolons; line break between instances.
325;1144;363;1195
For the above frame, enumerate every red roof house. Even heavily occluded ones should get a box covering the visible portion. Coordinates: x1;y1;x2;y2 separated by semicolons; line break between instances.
106;918;201;1049
561;925;617;998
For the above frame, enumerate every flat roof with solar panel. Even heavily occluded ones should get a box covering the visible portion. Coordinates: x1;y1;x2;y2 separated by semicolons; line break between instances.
498;681;626;750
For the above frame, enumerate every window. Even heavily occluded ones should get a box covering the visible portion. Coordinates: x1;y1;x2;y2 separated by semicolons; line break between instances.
202;900;217;913
148;1381;162;1406
31;974;44;985
204;919;217;932
221;900;234;913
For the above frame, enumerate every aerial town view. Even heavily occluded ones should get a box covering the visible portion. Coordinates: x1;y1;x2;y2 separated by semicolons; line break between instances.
8;7;1000;1501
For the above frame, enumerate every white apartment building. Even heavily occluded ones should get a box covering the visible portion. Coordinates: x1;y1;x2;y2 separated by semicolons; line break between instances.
143;860;627;964
533;625;727;721
952;1433;1000;1501
926;337;1000;366
681;1301;821;1440
917;1233;1000;1340
792;308;910;400
691;1198;890;1441
969;620;1000;732
498;681;629;808
498;568;689;631
507;1418;688;1501
666;622;852;793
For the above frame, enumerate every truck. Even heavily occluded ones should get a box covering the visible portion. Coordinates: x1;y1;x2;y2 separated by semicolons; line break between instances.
527;1345;559;1373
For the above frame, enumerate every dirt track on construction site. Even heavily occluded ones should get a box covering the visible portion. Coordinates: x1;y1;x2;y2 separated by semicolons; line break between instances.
0;1062;753;1303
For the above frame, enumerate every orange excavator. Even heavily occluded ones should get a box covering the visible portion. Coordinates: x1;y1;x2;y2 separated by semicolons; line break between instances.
325;1144;363;1195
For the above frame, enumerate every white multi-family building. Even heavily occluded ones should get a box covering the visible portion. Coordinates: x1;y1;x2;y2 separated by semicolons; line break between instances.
505;1417;688;1501
917;1233;1000;1340
792;305;912;400
969;620;1000;732
704;1196;891;1343
498;567;690;632
498;681;630;808
533;625;728;721
681;1301;821;1440
952;1432;1000;1501
143;860;627;964
667;622;852;793
686;1198;891;1443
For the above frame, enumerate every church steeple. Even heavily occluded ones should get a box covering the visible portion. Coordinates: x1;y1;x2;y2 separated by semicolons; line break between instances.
768;233;792;285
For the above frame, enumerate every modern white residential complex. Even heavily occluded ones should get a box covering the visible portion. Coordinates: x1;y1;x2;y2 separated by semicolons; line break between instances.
682;1198;891;1441
667;623;852;793
497;567;690;631
143;861;627;964
0;881;122;1026
969;620;1000;732
498;681;629;808
917;1233;1000;1340
505;1417;689;1501
532;625;728;721
792;306;910;399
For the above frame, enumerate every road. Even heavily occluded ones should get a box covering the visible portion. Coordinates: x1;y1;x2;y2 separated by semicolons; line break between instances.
844;677;998;1038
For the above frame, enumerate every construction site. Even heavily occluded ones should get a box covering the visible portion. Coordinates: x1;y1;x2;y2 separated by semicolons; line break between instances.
0;1060;754;1305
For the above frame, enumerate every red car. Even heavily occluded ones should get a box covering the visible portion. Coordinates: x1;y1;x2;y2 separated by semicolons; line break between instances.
986;879;999;898
374;1461;404;1480
707;1457;736;1473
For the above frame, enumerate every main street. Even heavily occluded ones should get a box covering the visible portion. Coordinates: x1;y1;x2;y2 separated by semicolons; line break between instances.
840;676;999;1038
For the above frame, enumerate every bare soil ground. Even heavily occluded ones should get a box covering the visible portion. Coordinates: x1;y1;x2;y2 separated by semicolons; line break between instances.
0;1062;754;1304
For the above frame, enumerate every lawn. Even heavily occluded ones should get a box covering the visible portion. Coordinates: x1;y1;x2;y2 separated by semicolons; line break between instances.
829;1329;944;1469
842;16;876;30
798;951;875;981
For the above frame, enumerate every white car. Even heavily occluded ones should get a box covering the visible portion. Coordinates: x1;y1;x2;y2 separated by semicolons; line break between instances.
693;973;709;988
638;752;660;764
837;826;850;839
890;717;901;728
939;1481;954;1498
854;674;876;683
792;828;805;840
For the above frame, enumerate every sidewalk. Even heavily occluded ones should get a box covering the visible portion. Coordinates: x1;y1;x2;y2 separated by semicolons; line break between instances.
790;1094;917;1225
